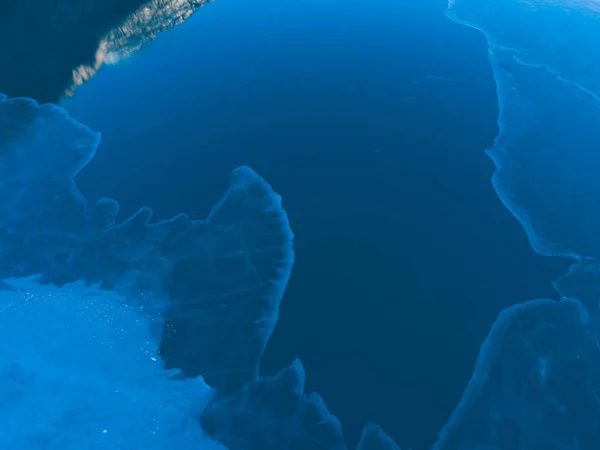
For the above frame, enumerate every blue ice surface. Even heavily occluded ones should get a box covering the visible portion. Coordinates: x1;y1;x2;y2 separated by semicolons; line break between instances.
447;0;600;260
431;0;600;449
0;94;398;449
0;278;222;449
433;296;600;450
0;95;294;390
356;424;401;450
5;0;600;447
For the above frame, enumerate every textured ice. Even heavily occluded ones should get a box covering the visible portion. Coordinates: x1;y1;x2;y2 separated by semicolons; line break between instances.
5;0;599;445
434;297;600;450
0;94;302;448
0;95;294;390
356;424;401;450
431;0;600;449
0;93;397;449
447;0;600;260
200;358;351;450
0;278;222;449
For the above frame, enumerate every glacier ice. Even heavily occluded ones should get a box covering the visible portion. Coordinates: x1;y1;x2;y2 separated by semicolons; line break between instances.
356;424;401;450
158;165;295;389
431;0;600;449
447;0;600;260
0;93;396;449
0;95;293;392
434;297;600;450
4;0;600;446
0;94;298;447
200;359;347;450
0;278;223;449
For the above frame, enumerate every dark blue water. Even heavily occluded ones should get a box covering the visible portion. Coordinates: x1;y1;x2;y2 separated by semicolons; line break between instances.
63;0;568;447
